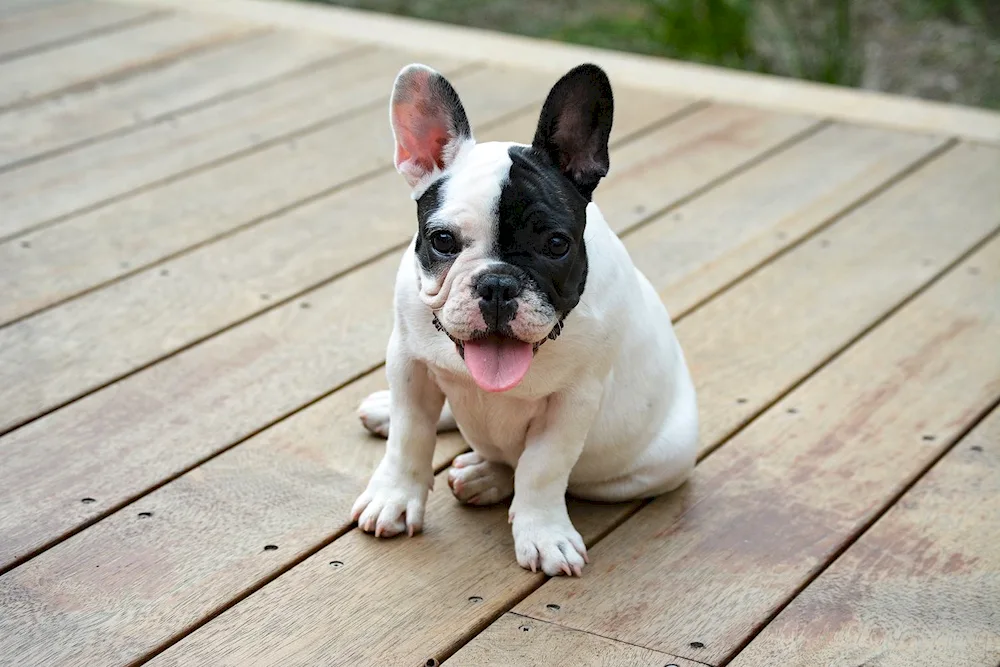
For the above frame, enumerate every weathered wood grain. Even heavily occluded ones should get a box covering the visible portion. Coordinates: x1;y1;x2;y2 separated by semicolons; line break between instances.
677;142;1000;453
0;46;468;240
132;150;996;666
0;83;691;327
5;101;796;429
624;123;948;318
0;87;696;664
730;406;1000;667
0;0;74;19
0;80;688;567
142;475;637;667
449;614;704;667
0;12;252;110
0;121;984;667
0;65;558;429
0;368;471;666
501;229;1000;666
0;1;159;62
0;250;401;574
0;30;360;168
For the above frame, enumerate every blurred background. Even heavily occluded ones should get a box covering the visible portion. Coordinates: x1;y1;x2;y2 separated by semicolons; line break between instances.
306;0;1000;109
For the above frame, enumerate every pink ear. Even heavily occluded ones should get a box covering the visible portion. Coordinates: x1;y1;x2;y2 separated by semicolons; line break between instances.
390;65;473;193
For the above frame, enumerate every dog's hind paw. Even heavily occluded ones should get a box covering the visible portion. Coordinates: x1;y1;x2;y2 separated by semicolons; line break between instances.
358;390;458;439
358;390;391;438
447;452;514;506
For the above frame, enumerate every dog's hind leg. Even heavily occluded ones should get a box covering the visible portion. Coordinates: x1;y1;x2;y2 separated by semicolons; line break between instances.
359;390;457;439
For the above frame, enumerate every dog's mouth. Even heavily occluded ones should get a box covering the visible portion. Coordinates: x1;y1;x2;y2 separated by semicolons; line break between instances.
432;315;565;393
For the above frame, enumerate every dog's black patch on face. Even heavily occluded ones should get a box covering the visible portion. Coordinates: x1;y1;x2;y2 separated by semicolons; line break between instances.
415;175;459;276
490;145;589;317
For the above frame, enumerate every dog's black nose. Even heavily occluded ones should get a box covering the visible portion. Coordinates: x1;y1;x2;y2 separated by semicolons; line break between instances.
476;273;522;306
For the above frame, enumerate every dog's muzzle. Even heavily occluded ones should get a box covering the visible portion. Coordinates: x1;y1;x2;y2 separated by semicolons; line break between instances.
431;313;565;358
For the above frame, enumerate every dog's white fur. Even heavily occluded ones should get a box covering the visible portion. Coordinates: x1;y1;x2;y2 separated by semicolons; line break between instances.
351;67;698;577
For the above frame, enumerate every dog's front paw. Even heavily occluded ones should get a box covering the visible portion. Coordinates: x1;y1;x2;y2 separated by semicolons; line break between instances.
510;509;588;576
351;465;431;537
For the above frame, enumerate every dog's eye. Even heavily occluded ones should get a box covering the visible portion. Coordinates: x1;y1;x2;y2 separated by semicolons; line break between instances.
430;231;460;255
545;234;571;258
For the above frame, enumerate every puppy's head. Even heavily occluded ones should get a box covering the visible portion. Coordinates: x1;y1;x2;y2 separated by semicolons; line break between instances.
390;63;614;392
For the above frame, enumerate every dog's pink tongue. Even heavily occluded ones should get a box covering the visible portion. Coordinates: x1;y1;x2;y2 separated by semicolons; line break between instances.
463;337;534;392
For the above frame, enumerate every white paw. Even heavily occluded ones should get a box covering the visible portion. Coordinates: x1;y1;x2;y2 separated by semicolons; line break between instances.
510;509;588;576
358;390;391;439
350;463;431;537
447;452;514;506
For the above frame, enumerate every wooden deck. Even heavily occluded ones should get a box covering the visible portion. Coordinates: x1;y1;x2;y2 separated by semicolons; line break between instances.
1;1;999;665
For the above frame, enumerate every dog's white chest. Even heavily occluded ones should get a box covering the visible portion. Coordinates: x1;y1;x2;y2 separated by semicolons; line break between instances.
433;372;546;467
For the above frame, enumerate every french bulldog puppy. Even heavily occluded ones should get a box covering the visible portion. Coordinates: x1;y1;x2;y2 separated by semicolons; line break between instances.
351;63;698;576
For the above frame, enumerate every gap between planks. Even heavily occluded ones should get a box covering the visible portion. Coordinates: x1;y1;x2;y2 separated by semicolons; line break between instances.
441;229;1000;667
136;147;1000;665
0;4;167;65
0;138;988;664
0;115;951;568
113;0;1000;145
0;56;484;245
0;89;702;433
0;90;705;577
0;12;255;114
0;38;379;176
718;392;1000;667
445;227;1000;666
726;405;1000;666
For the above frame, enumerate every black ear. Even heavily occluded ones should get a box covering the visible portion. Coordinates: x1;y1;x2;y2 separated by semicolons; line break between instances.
532;64;614;200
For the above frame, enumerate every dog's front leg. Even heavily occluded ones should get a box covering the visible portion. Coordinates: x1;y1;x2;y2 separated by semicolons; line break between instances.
351;348;444;538
509;379;602;576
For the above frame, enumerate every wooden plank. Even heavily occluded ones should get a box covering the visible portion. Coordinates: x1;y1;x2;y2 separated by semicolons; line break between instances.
0;85;692;326
0;0;74;19
678;142;1000;453
0;103;803;431
0;63;580;566
120;0;1000;144
499;235;1000;665
7;139;990;664
624;123;949;318
0;45;461;241
595;104;821;235
133;146;999;667
0;1;159;62
0;90;697;664
730;406;1000;667
1;117;942;333
0;30;363;169
0;369;472;666
0;116;941;430
0;251;404;574
0;12;252;110
0;114;947;556
0;64;562;429
449;614;704;667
